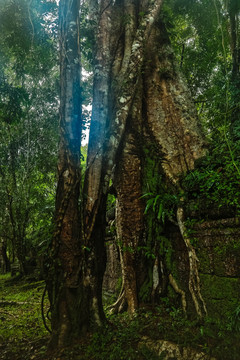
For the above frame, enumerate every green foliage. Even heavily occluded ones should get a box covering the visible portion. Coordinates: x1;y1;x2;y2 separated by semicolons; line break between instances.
1;1;240;357
139;268;153;302
182;143;240;212
106;192;116;212
164;0;240;145
85;321;140;360
0;275;49;353
142;191;178;224
141;181;178;267
1;275;240;360
158;235;174;271
0;0;58;270
137;245;156;259
227;305;240;332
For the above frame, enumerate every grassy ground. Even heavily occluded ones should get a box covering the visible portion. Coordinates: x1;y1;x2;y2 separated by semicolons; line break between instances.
0;274;49;360
1;274;240;360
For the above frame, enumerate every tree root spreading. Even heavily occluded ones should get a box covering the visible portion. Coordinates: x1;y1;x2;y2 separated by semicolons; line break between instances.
169;273;187;314
177;206;207;318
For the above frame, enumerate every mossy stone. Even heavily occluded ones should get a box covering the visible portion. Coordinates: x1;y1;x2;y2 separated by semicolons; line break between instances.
200;274;240;321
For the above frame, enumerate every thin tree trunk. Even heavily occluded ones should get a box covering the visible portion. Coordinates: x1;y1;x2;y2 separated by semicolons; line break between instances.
227;0;240;138
0;241;10;273
228;1;239;77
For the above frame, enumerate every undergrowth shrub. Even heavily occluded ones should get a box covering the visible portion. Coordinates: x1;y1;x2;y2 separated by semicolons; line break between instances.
182;142;240;213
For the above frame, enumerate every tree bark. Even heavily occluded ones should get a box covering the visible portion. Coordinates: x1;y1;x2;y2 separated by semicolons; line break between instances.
143;21;206;183
112;19;207;316
0;241;10;274
84;0;164;232
114;93;145;313
48;0;208;348
47;0;86;349
227;0;239;77
47;0;165;346
226;0;240;139
83;0;164;316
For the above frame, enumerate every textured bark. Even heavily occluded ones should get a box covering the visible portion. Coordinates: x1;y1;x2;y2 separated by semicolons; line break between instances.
48;0;85;349
84;0;114;231
143;22;206;183
49;0;208;346
48;0;165;347
82;0;115;329
112;19;207;316
84;0;164;235
114;121;145;313
84;0;164;316
144;24;207;316
177;206;207;317
169;274;187;314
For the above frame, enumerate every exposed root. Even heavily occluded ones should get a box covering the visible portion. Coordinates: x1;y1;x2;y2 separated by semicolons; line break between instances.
151;257;160;302
41;285;52;334
177;206;207;318
107;287;127;314
169;273;187;314
107;250;127;314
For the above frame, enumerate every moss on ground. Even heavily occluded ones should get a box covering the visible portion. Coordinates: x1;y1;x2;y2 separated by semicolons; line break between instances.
0;274;49;360
1;274;240;360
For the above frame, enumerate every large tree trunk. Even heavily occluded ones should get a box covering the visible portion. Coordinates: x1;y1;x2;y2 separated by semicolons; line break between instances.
47;0;86;349
143;21;206;181
48;0;207;349
84;0;164;225
114;86;145;313
83;0;164;317
82;0;114;327
112;19;207;317
48;0;164;348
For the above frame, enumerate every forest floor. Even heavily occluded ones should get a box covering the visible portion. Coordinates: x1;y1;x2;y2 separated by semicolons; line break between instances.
0;274;240;360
